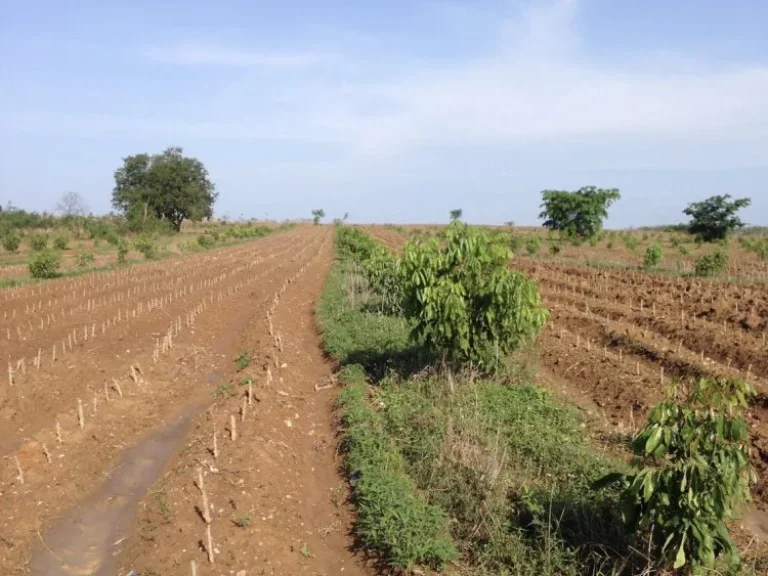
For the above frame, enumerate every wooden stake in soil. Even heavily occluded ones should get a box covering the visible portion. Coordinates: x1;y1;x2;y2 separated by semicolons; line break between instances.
241;397;247;422
212;424;219;461
43;443;52;464
77;399;85;429
248;380;253;406
112;379;124;398
191;560;197;576
56;421;63;445
196;468;212;524
206;525;214;564
14;456;23;485
230;415;237;442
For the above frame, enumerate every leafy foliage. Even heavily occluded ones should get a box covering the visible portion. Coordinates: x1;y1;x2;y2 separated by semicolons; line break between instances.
601;378;756;573
75;252;95;268
116;241;129;264
449;208;463;222
539;186;621;238
28;234;48;251
53;235;69;250
28;250;61;279
643;243;663;269
112;147;217;232
134;235;157;259
311;209;325;225
525;235;541;255
197;234;216;249
401;222;549;372
695;250;728;277
1;231;21;252
684;195;751;242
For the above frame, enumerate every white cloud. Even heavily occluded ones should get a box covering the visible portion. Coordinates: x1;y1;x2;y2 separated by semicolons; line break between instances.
145;42;323;68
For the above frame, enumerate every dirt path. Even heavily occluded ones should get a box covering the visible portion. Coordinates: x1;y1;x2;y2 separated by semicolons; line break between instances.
0;226;366;575
101;229;366;575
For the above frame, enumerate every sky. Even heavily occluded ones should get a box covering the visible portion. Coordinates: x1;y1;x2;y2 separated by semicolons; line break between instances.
1;0;767;226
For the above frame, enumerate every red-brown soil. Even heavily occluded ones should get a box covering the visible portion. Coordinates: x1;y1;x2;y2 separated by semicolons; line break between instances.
0;226;366;575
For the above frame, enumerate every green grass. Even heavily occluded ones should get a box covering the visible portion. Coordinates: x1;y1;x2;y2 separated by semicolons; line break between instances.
316;250;638;575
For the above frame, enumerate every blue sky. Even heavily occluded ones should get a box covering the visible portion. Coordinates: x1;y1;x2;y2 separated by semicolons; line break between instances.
1;0;766;226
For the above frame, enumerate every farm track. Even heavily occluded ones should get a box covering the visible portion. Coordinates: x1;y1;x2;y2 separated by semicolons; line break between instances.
1;226;366;575
363;226;768;509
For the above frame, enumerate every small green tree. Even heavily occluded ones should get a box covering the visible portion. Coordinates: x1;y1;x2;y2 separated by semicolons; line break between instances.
449;209;463;222
29;250;61;278
643;244;663;269
695;250;728;277
197;234;216;249
134;235;157;259
525;236;541;255
53;235;69;250
116;241;129;264
311;209;325;225
599;378;756;573
684;195;751;242
539;186;620;238
2;231;21;252
28;234;48;251
401;222;548;372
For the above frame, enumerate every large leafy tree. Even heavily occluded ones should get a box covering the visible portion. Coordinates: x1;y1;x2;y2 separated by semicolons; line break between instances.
539;186;620;238
683;194;751;242
112;147;217;231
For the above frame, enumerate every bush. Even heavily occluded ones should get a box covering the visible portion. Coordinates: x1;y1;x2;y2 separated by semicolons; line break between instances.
622;234;639;252
75;252;95;268
401;222;548;372
600;379;755;573
134;235;157;259
695;250;728;277
53;235;69;250
525;236;541;255
197;234;216;249
549;242;561;255
678;244;690;256
642;243;663;269
28;234;48;251
2;231;21;252
28;250;61;278
117;241;129;264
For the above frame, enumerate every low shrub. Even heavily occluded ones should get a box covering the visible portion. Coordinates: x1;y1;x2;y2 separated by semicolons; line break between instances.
53;235;69;250
134;235;157;259
28;234;48;251
29;250;61;278
695;250;728;277
76;252;95;268
117;241;129;264
2;231;21;252
197;234;216;249
642;243;663;269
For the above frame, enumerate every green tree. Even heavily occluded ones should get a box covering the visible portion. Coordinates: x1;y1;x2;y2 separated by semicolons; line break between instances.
539;186;620;238
311;209;325;225
401;222;548;372
683;194;751;242
449;209;463;222
643;243;663;269
112;147;217;232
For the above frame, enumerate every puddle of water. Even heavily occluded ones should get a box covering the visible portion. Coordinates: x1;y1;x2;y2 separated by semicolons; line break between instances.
29;403;200;576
